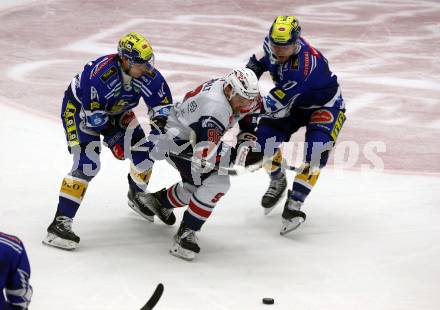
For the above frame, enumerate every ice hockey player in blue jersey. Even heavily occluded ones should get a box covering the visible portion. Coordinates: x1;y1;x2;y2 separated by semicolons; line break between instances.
0;232;32;309
43;32;173;250
124;68;260;260
245;16;346;235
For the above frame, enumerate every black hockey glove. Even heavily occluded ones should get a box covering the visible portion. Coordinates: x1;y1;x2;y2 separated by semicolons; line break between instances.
235;131;263;167
246;54;266;79
151;115;167;134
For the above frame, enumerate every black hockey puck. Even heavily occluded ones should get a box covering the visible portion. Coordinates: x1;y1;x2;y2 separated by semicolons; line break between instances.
262;298;275;305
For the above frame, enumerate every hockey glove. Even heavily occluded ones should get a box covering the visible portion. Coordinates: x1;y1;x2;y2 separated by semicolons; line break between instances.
246;54;266;79
235;131;263;167
150;115;167;134
103;130;125;160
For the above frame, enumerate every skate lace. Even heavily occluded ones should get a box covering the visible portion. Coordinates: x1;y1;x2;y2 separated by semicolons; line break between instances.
181;229;198;244
56;216;73;231
136;192;154;205
265;178;286;197
161;207;173;218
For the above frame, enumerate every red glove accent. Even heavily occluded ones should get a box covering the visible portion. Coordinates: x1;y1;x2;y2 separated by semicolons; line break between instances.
111;144;125;160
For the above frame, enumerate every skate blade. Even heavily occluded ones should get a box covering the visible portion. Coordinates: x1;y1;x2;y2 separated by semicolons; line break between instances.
263;205;277;215
169;242;196;261
42;233;78;250
128;201;154;222
280;217;304;236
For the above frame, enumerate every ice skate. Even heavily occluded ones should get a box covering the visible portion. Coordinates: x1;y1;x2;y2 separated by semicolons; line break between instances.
280;192;306;235
131;188;175;225
128;186;155;222
261;175;287;215
42;216;80;250
170;222;200;261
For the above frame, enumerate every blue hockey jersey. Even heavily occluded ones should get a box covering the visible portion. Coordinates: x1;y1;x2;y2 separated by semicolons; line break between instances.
0;232;32;309
255;36;343;118
69;54;173;132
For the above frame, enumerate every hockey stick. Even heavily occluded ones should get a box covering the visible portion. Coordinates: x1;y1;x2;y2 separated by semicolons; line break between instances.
166;152;240;175
140;283;164;310
167;152;298;176
227;161;299;175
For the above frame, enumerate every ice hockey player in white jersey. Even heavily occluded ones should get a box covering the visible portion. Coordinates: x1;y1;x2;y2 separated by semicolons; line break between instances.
129;68;260;260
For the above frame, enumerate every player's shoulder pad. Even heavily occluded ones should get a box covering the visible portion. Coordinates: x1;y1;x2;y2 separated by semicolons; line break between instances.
200;81;231;118
137;69;171;105
0;231;24;254
139;68;163;86
296;37;322;78
88;54;120;86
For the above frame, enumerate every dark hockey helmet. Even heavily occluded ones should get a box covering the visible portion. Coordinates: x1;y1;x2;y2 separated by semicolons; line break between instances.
269;16;301;46
118;32;155;70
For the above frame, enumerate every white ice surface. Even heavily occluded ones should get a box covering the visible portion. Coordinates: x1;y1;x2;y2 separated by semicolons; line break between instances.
1;0;439;308
1;104;439;310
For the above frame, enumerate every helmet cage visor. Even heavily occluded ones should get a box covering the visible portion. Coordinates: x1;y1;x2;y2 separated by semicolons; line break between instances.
129;54;155;71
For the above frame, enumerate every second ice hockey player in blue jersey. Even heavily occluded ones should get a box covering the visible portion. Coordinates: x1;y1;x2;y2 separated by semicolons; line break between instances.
245;16;346;235
0;232;32;309
43;32;173;250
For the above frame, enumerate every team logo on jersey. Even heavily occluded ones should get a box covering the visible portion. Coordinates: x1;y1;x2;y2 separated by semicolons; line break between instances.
274;89;286;100
189;101;197;112
292;57;299;70
60;177;88;202
91;55;117;77
310;109;334;124
100;66;117;82
63;101;79;147
90;101;100;111
330;111;346;140
303;51;310;76
110;100;128;113
144;70;156;79
157;106;171;118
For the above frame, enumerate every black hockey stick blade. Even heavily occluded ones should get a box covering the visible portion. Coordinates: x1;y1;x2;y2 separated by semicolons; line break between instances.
140;283;164;310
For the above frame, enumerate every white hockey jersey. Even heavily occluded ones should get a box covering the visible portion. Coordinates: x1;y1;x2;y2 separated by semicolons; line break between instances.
165;79;240;152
